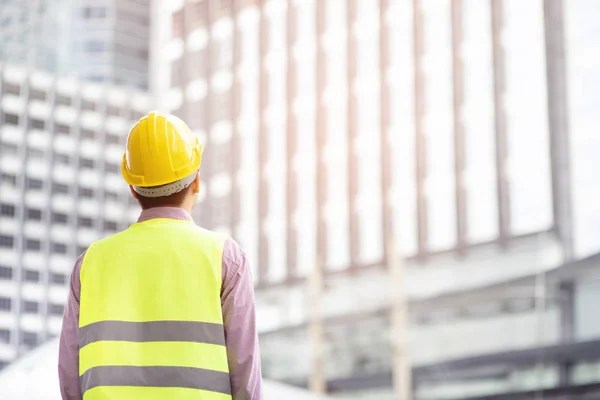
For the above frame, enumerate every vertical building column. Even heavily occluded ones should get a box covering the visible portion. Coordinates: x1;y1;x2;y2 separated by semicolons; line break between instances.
257;0;269;283
230;0;241;238
40;80;57;341
451;0;467;254
413;0;428;257
203;1;215;230
315;0;327;265
490;0;511;246
346;0;358;266
379;0;393;259
286;0;298;279
557;280;575;385
543;0;573;263
72;94;83;240
544;0;574;385
96;97;109;236
12;73;29;355
116;96;133;231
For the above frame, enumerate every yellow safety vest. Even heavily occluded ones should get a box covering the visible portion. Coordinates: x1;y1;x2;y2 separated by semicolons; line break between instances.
78;218;232;400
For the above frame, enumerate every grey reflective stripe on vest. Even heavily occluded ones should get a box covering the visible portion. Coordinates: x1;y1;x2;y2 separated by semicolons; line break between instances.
80;365;232;395
79;320;226;348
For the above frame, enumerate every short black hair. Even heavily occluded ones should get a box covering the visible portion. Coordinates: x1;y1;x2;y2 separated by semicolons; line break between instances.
135;184;193;210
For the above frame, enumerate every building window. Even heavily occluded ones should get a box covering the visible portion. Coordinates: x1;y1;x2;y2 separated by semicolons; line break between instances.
56;95;72;106
0;266;12;280
24;269;40;283
0;329;9;344
85;41;107;52
83;6;106;18
55;154;71;165
52;242;68;254
106;133;121;145
171;59;185;88
3;113;19;125
105;162;119;173
49;303;64;316
0;297;11;311
105;190;119;200
4;83;20;96
25;239;41;252
26;178;43;190
0;142;18;156
0;173;17;186
56;124;70;135
30;118;45;130
132;111;145;121
0;235;14;249
88;75;105;83
23;301;39;314
77;216;93;228
30;89;46;101
80;158;95;169
50;273;67;285
28;148;45;160
172;10;185;37
104;220;118;231
82;100;96;111
188;1;208;28
52;212;69;225
27;208;42;221
21;331;37;347
81;129;95;139
78;187;95;198
107;106;120;117
52;182;69;195
0;203;15;218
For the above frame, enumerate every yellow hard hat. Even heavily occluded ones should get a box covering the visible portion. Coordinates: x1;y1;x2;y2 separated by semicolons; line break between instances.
121;111;203;188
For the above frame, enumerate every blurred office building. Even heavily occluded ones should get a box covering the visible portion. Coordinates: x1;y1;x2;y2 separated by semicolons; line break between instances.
0;0;71;73
0;62;150;369
157;0;600;399
0;0;152;89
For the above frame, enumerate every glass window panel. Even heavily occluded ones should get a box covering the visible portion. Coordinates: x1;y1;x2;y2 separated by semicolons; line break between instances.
236;6;261;281
324;0;350;269
503;0;552;236
354;0;383;262
422;0;456;251
263;0;288;282
293;0;317;276
389;0;418;256
565;0;600;256
462;0;498;243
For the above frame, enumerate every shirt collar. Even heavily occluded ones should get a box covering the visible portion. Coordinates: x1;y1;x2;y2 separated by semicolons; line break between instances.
137;207;194;223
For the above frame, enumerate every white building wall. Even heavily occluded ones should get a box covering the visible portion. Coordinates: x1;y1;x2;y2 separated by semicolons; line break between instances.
0;62;150;368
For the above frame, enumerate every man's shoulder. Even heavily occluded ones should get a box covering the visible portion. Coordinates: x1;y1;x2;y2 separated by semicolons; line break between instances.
185;225;230;245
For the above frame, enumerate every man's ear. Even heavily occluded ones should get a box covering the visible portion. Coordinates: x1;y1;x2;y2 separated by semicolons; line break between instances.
129;186;139;199
192;173;201;194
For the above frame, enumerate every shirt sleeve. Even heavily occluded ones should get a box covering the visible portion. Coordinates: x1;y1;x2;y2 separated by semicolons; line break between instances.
221;239;263;400
58;252;85;400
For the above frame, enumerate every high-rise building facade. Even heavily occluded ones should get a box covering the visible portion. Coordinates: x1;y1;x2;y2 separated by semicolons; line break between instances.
0;62;150;368
0;0;71;74
0;0;152;90
156;0;600;398
71;0;152;89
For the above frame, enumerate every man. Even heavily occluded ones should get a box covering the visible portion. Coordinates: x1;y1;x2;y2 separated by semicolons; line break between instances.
58;111;262;400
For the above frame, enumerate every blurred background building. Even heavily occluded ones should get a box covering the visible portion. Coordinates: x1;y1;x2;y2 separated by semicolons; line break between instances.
0;0;599;399
0;0;151;89
0;63;149;368
153;0;600;399
0;0;71;73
